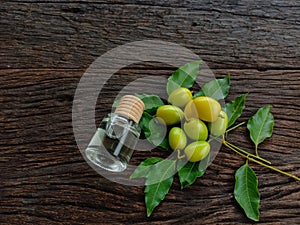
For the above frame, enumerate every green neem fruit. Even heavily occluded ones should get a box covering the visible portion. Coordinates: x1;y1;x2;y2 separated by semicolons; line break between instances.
208;111;228;136
156;105;184;126
168;88;192;108
169;127;187;151
184;118;208;141
184;100;198;121
191;96;221;122
184;141;210;162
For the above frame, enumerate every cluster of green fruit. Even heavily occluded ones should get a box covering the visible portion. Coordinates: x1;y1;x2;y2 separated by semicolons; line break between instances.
156;87;228;162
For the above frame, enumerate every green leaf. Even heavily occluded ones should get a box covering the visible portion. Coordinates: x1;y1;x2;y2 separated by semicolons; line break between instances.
177;155;210;189
166;61;201;95
247;106;274;152
146;160;176;185
193;74;230;100
224;93;247;128
156;137;170;151
139;112;170;151
135;94;164;115
178;162;203;189
144;159;176;216
145;175;174;217
112;98;120;108
130;158;163;179
234;163;260;222
139;112;153;138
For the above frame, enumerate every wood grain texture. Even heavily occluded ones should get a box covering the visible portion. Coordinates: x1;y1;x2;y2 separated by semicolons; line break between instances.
1;1;300;70
1;68;299;224
1;1;300;224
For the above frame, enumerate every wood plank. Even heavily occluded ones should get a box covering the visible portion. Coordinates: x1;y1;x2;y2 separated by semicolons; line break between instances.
0;68;299;224
1;1;299;69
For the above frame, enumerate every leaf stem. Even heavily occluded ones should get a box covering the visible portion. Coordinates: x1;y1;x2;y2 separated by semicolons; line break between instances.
226;121;246;133
224;139;271;165
177;149;186;159
212;136;271;165
255;145;259;157
221;139;300;181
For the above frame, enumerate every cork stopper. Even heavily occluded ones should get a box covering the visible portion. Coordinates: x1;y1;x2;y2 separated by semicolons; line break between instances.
114;95;145;123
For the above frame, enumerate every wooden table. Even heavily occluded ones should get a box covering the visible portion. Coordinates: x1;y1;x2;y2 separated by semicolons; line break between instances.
1;1;299;224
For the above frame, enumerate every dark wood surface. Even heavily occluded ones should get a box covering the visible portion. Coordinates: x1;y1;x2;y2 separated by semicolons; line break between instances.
1;1;299;224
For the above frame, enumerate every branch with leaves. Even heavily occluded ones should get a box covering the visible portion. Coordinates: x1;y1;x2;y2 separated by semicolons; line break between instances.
124;61;299;221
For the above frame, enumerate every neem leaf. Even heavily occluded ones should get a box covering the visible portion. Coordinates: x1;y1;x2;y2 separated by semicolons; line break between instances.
178;162;204;189
139;112;152;137
145;175;174;217
156;137;170;151
177;155;210;189
144;159;176;216
139;112;170;151
247;106;274;152
194;74;230;100
146;159;176;185
130;158;163;179
135;94;164;115
234;163;260;222
112;98;120;108
224;93;247;128
166;61;201;95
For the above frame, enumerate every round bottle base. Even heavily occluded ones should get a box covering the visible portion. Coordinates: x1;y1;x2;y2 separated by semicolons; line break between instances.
85;147;127;172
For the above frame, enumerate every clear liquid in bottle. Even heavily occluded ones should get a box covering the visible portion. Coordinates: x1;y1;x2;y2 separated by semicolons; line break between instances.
85;95;144;172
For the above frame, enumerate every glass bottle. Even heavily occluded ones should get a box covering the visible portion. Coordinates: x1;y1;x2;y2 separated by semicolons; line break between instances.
85;95;145;172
